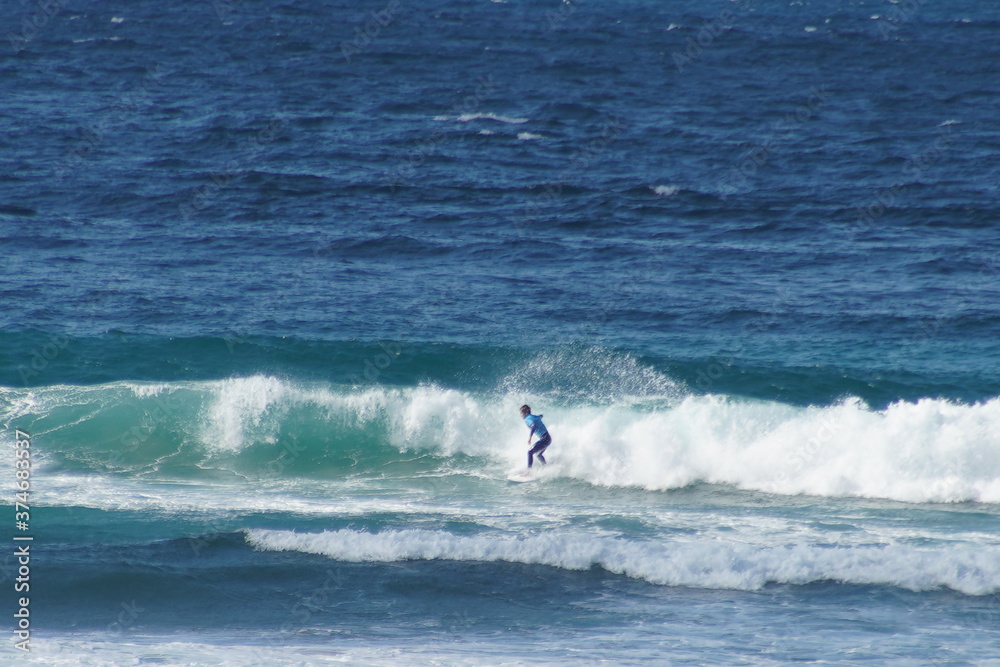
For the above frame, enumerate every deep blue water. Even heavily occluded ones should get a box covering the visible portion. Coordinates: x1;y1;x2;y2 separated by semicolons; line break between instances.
2;0;1000;663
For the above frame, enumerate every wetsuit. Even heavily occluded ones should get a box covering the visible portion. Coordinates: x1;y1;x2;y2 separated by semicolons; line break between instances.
524;413;551;468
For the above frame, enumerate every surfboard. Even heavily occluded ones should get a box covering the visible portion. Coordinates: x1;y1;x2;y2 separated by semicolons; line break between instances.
507;470;536;483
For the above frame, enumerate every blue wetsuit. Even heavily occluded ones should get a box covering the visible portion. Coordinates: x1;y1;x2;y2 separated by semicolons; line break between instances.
524;413;551;468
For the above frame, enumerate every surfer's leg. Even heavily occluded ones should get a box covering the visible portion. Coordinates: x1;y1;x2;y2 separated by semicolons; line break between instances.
528;446;542;467
529;434;550;467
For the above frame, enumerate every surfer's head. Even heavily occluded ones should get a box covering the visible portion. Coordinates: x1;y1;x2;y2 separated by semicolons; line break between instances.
520;405;531;417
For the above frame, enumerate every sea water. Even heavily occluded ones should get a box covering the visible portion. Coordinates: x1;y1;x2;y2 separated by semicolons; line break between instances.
2;0;999;663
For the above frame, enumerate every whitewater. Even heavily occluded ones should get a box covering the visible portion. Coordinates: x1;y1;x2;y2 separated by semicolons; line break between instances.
8;373;1000;504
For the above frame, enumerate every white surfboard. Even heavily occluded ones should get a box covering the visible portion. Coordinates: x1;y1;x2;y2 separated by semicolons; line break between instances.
507;470;537;483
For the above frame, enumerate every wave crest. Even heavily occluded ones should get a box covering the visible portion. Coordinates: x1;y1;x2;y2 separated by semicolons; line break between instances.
4;374;1000;503
246;528;1000;596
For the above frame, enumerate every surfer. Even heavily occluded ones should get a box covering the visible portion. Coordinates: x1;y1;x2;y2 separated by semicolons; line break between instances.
520;404;551;468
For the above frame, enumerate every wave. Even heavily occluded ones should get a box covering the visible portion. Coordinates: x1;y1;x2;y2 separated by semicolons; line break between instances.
246;527;1000;596
4;369;1000;503
452;112;529;124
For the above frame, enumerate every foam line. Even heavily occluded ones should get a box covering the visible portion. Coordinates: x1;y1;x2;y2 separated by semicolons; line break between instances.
246;528;1000;596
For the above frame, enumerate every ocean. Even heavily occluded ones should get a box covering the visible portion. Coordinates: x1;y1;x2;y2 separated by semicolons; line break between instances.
2;0;1000;663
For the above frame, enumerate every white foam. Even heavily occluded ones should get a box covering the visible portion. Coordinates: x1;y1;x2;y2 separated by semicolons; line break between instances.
686;396;993;501
651;184;679;196
517;132;542;140
5;365;1000;504
456;112;529;124
18;633;572;666
127;382;171;398
377;387;1000;504
246;527;1000;595
17;634;379;666
496;347;683;401
201;375;290;451
197;374;380;453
